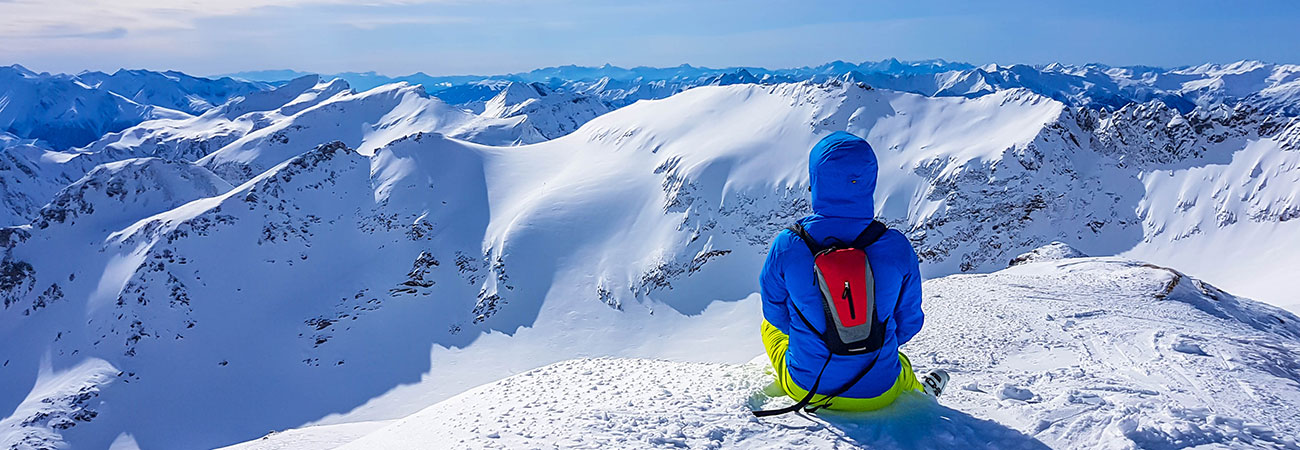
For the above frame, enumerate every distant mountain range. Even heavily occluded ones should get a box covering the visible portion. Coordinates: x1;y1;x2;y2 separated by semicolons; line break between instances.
6;58;1299;153
217;58;975;90
220;58;1300;114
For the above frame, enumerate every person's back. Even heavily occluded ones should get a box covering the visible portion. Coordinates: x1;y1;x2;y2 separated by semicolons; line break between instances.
758;131;946;413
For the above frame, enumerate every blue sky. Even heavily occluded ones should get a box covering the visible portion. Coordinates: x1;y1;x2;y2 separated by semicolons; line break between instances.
2;0;1297;76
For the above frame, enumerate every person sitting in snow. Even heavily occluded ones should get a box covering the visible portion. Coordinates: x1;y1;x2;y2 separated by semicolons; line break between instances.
757;131;947;416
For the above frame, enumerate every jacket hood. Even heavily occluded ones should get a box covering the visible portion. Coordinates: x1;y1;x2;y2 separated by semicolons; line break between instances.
809;131;877;218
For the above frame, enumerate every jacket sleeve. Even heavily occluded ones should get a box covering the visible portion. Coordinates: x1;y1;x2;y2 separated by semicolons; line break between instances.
760;232;792;333
893;240;925;346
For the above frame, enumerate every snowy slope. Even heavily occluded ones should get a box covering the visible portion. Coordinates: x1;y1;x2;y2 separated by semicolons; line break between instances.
0;132;30;149
1168;61;1300;114
557;68;765;108
226;59;968;101
247;252;1300;450
1122;117;1300;310
323;359;1047;450
0;75;345;228
2;78;1300;449
0;111;250;228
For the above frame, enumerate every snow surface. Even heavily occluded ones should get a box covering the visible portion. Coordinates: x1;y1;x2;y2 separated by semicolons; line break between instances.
332;359;1047;450
245;256;1300;450
216;421;391;450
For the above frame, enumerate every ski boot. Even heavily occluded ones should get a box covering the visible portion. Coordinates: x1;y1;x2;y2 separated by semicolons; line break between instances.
921;369;950;398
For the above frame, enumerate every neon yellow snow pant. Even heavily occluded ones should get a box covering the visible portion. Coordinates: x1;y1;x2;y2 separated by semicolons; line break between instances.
762;320;923;411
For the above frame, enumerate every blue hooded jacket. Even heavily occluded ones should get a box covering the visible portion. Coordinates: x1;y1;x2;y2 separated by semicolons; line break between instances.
760;131;925;399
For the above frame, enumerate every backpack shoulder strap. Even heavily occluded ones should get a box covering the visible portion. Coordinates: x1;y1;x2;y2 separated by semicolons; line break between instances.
786;222;824;254
752;355;833;417
752;346;885;417
806;350;883;413
850;220;888;249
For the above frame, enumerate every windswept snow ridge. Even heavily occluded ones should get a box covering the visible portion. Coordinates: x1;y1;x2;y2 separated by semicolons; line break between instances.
919;257;1300;448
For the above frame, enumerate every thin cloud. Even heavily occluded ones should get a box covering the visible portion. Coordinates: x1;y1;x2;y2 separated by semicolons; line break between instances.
44;26;129;40
0;0;456;39
342;15;478;30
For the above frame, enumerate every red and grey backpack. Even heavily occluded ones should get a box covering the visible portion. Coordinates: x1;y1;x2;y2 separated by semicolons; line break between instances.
753;220;890;417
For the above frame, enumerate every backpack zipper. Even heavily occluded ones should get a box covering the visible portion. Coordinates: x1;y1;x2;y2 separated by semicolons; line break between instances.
843;281;855;319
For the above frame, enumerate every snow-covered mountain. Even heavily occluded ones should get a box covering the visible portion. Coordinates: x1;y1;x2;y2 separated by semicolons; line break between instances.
0;65;269;150
31;158;232;233
2;74;1300;449
0;72;623;227
0;76;334;227
79;75;355;165
0;140;104;226
81;74;600;184
74;69;269;116
0;65;178;150
186;80;575;183
472;82;612;141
